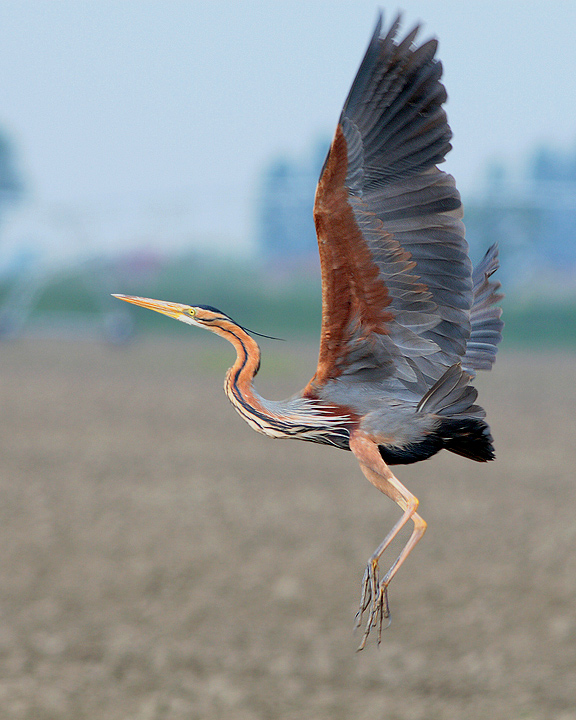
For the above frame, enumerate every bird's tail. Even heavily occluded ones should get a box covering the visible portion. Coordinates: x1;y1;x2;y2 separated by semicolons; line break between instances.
436;416;495;462
417;363;495;462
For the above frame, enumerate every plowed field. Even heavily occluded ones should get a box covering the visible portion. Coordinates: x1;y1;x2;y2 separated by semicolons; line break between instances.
0;339;574;719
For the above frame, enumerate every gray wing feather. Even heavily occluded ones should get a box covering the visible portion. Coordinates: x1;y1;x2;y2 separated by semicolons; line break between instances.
462;244;504;373
417;363;485;419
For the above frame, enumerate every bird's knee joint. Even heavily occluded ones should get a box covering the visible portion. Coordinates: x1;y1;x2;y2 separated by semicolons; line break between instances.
414;517;427;534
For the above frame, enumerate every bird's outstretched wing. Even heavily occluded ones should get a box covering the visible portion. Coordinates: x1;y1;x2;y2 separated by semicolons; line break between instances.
308;14;482;397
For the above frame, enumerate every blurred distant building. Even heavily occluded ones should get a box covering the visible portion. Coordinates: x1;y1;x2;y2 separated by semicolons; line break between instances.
0;129;24;226
257;139;329;265
465;146;576;289
530;147;576;268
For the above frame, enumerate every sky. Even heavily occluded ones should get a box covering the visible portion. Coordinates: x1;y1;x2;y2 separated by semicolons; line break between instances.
1;0;576;265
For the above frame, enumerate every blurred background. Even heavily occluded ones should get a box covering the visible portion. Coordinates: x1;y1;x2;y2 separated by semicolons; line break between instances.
0;2;575;719
0;0;576;341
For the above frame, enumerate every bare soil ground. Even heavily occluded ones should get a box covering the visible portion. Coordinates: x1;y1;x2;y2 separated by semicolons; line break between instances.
0;338;575;719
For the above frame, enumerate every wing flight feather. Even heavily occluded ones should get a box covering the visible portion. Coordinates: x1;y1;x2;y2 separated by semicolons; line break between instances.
307;13;502;399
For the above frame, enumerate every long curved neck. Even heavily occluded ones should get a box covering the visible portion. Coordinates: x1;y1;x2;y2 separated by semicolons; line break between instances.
211;321;280;437
221;325;262;409
213;319;353;446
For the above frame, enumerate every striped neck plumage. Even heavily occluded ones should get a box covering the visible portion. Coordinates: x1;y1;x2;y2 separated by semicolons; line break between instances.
216;318;353;447
221;324;261;406
214;321;281;437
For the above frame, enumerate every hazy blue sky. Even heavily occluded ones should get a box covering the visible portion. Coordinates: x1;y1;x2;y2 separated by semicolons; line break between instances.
1;0;576;262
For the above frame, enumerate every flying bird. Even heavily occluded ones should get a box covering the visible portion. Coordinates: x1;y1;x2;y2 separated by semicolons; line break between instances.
114;14;503;649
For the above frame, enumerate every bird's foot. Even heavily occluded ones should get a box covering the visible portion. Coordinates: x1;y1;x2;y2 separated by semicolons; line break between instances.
354;559;391;650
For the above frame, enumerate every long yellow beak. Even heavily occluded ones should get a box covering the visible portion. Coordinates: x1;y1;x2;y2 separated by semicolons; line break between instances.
112;294;189;321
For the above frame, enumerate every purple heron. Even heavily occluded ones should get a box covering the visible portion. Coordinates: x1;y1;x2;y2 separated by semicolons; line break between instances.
114;14;503;649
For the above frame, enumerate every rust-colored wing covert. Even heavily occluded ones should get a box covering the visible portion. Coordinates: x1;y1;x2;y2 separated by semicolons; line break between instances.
312;123;395;386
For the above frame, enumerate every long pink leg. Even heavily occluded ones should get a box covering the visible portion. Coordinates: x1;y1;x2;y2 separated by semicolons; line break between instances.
350;431;427;649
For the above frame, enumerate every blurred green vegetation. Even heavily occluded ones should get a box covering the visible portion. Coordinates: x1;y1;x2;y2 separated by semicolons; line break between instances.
1;253;575;348
500;296;576;349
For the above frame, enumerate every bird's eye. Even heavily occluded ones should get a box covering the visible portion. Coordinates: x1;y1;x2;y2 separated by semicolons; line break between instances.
187;308;196;316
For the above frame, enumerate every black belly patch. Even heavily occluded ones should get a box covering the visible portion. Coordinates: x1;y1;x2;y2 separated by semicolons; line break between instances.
378;434;444;465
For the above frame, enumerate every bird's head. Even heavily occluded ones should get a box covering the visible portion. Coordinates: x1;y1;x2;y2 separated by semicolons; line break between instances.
113;294;281;341
113;294;234;332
